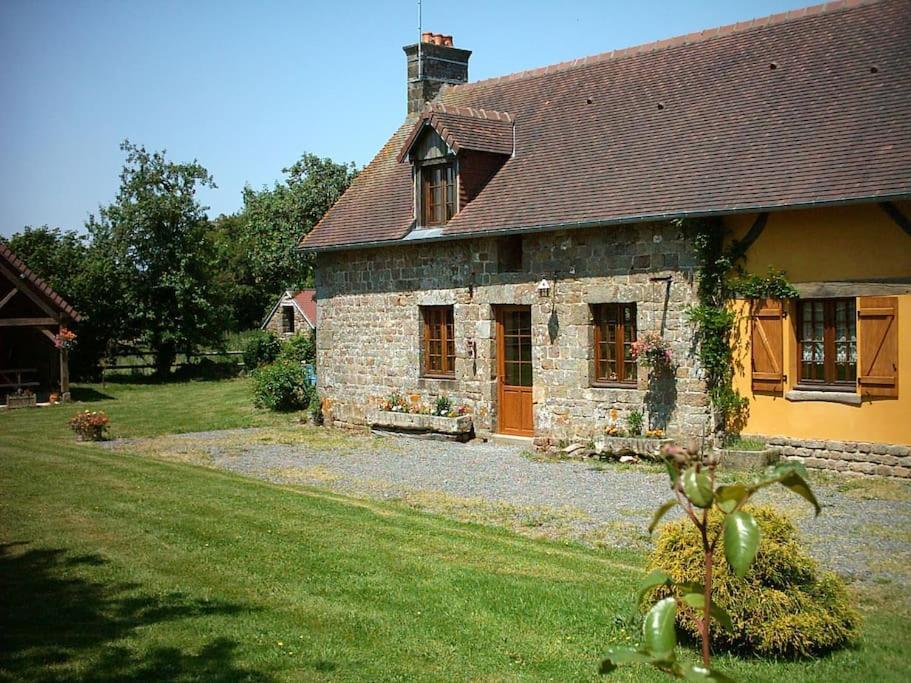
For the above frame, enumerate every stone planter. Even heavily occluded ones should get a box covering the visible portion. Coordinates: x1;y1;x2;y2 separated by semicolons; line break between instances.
715;448;780;471
6;394;37;409
594;436;673;461
368;410;474;442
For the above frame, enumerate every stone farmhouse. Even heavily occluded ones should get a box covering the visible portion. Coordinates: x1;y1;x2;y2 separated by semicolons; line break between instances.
301;0;911;475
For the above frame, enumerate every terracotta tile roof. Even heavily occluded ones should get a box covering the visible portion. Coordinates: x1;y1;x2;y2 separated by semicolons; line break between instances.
302;0;911;251
0;243;81;321
291;289;317;328
396;104;515;162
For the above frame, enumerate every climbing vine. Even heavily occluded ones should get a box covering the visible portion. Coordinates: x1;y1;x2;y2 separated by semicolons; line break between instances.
674;218;797;443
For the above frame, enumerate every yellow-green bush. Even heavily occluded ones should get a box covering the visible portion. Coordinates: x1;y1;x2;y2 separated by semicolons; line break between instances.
647;505;860;658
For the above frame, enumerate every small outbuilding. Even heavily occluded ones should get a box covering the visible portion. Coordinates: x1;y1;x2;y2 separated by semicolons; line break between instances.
261;289;317;337
0;244;81;405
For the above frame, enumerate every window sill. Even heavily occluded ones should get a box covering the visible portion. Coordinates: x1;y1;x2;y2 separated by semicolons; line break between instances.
591;381;638;390
420;374;457;381
785;388;861;406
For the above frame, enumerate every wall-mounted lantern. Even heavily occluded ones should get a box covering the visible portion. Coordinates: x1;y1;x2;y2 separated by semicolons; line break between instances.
536;278;551;298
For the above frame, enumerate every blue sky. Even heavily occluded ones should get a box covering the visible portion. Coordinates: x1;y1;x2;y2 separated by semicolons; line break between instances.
0;0;813;237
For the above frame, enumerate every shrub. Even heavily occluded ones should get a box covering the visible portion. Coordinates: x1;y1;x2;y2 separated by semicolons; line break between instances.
308;392;323;425
243;331;281;370
278;332;316;365
647;505;860;658
627;409;644;436
68;410;110;441
252;360;313;411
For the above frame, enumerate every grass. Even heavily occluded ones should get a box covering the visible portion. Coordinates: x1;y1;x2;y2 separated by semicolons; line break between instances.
722;437;768;452
2;379;910;681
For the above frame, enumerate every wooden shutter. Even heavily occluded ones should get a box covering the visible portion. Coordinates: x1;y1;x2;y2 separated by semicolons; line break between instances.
751;299;785;393
858;296;899;397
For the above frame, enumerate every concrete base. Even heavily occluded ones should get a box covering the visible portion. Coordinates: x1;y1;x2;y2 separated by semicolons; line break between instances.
716;448;780;471
368;410;474;442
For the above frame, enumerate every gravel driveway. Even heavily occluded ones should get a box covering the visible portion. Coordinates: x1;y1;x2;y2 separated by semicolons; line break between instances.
113;427;911;587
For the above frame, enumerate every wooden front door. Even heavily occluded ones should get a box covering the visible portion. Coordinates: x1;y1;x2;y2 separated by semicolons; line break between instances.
496;306;534;436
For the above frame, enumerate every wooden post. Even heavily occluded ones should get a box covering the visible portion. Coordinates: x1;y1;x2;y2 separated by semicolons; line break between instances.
59;324;70;401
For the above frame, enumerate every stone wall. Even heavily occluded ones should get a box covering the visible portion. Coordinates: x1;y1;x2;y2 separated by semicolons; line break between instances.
763;435;911;478
315;222;712;444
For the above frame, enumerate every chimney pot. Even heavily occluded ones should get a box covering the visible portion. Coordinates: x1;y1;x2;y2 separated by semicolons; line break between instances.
443;35;453;46
421;32;433;44
432;33;444;45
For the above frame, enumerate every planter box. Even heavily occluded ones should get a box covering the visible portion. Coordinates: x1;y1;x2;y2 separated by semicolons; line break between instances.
595;436;673;461
7;394;37;409
715;448;780;471
368;410;474;442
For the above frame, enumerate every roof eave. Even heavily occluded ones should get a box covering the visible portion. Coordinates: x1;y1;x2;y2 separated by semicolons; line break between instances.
300;191;911;253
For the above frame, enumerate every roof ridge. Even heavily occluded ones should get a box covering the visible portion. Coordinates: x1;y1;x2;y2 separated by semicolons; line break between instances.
451;0;882;90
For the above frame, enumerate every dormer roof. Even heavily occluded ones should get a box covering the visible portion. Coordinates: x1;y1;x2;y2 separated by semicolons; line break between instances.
396;104;515;163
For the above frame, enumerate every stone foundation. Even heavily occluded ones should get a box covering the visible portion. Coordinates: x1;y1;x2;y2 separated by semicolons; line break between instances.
763;435;911;478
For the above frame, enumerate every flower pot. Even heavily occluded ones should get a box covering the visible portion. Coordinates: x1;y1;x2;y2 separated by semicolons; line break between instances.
7;394;37;409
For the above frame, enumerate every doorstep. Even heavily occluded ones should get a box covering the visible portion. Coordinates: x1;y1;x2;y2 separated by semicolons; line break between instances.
489;433;535;447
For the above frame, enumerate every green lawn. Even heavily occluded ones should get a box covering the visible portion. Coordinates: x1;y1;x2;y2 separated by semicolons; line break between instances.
1;380;909;681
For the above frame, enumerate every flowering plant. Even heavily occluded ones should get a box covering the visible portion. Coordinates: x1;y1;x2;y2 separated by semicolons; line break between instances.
631;332;672;368
49;392;60;405
380;392;411;413
68;410;109;441
645;427;666;439
55;327;77;351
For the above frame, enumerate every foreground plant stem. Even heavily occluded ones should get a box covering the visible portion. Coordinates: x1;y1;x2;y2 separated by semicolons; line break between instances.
702;543;714;666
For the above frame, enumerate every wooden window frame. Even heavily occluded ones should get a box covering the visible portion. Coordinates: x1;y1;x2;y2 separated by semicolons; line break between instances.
418;160;456;227
421;305;456;378
592;303;638;387
795;297;857;390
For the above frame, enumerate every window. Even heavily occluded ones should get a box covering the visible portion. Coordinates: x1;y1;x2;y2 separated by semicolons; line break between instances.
797;298;856;387
497;235;523;273
593;303;637;385
420;162;456;226
281;306;295;334
421;306;455;377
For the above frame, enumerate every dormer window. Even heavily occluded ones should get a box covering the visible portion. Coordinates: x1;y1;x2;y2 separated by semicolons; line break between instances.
397;104;515;230
420;161;456;226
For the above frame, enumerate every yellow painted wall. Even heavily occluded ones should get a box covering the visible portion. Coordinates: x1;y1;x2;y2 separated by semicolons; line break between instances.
726;203;911;445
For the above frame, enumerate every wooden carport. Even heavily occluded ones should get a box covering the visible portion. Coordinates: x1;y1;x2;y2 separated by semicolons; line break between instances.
0;244;81;404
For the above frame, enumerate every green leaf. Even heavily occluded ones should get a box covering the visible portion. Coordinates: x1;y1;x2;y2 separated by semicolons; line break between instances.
664;460;679;487
679;662;736;682
682;467;714;508
679;592;735;632
642;597;677;657
715;484;749;513
649;500;678;533
724;510;760;577
637;569;672;604
778;470;822;516
599;646;655;673
752;462;821;516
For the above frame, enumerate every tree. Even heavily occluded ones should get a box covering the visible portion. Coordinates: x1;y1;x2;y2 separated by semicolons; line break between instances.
3;226;124;378
237;153;355;298
206;212;271;331
87;140;227;375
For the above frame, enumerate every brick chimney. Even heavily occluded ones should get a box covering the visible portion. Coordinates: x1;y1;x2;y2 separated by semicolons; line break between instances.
403;34;471;116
